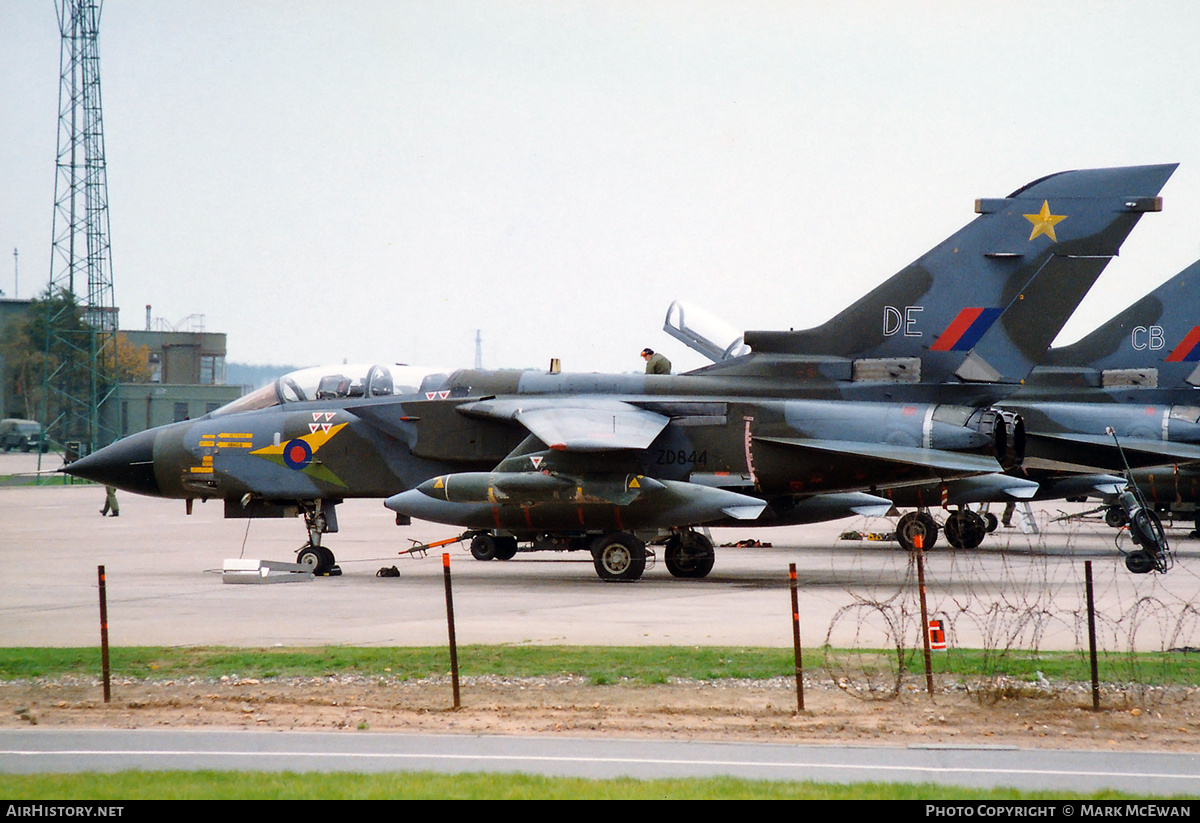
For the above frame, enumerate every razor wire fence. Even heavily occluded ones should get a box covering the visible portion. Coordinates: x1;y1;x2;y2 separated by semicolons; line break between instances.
816;507;1200;706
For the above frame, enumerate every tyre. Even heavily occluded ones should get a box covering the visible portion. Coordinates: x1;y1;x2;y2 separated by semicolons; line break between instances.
664;531;715;579
591;532;647;582
895;512;926;551
918;511;940;549
944;511;986;549
1104;506;1127;528
470;534;497;561
493;536;518;561
297;544;329;574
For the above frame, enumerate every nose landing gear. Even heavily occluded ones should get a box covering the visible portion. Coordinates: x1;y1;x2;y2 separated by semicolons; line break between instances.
295;501;341;576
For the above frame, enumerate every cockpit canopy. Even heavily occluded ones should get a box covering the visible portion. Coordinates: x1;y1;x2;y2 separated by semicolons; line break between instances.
212;363;450;417
663;300;749;362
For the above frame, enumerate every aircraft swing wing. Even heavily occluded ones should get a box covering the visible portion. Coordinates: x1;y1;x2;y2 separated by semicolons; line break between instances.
456;397;670;451
385;397;769;534
1020;431;1200;474
753;436;1006;477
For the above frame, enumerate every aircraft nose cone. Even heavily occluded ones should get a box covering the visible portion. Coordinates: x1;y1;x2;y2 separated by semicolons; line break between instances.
63;428;161;496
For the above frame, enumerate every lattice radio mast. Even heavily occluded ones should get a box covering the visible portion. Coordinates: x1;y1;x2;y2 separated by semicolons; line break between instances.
45;0;119;454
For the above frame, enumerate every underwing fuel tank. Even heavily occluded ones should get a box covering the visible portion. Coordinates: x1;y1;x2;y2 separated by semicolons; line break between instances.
386;470;766;531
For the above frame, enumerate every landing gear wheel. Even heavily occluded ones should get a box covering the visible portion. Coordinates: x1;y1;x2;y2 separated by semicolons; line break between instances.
1105;506;1127;529
918;512;939;549
664;531;715;579
982;512;999;533
296;544;335;575
319;547;336;572
591;532;647;582
470;534;498;561
895;512;927;551
944;511;987;549
493;536;519;561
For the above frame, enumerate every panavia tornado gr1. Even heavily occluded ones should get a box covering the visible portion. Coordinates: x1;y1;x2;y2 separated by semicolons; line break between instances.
828;255;1200;574
65;164;1175;581
998;256;1200;572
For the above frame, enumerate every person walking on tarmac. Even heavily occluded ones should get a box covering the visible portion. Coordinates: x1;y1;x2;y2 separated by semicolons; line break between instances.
100;485;119;517
641;347;671;375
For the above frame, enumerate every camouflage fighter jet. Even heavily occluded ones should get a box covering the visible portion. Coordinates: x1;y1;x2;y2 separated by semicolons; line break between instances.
1005;258;1200;546
863;258;1200;572
65;164;1175;581
665;168;1194;562
381;164;1174;578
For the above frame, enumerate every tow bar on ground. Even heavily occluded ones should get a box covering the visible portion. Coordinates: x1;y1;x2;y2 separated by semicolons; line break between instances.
378;531;475;577
398;531;475;557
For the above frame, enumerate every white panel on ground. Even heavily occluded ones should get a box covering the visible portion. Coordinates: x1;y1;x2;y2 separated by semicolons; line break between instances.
222;559;314;585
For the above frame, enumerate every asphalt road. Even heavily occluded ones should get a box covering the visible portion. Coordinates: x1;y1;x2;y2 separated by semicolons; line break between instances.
3;728;1199;795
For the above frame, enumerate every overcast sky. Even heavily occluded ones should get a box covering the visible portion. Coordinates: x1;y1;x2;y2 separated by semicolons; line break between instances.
4;1;1200;376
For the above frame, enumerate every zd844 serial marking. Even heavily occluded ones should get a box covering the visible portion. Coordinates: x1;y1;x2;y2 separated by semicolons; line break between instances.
655;448;708;466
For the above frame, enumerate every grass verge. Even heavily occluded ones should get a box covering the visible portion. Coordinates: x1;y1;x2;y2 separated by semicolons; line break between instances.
0;771;1168;801
2;644;1198;686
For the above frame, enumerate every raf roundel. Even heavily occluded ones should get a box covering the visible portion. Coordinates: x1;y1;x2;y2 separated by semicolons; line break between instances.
283;438;313;470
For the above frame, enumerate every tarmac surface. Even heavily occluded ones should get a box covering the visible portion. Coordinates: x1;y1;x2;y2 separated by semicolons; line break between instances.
4;728;1200;794
4;451;1200;652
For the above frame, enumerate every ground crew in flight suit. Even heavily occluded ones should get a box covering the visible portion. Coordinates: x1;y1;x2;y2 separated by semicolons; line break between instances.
642;347;671;375
100;485;119;517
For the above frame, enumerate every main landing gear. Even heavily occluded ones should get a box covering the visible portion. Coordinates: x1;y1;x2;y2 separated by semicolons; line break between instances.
895;511;939;551
663;530;716;579
295;501;341;576
943;509;989;550
469;533;518;561
462;527;716;582
895;508;999;551
591;528;714;582
591;532;648;582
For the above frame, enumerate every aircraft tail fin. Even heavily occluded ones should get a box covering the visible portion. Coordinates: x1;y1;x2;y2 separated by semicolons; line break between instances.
1036;259;1200;392
743;164;1177;386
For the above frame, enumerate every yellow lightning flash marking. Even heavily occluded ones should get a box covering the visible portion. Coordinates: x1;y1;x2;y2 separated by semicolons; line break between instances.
248;423;350;487
1023;200;1067;242
250;423;347;458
